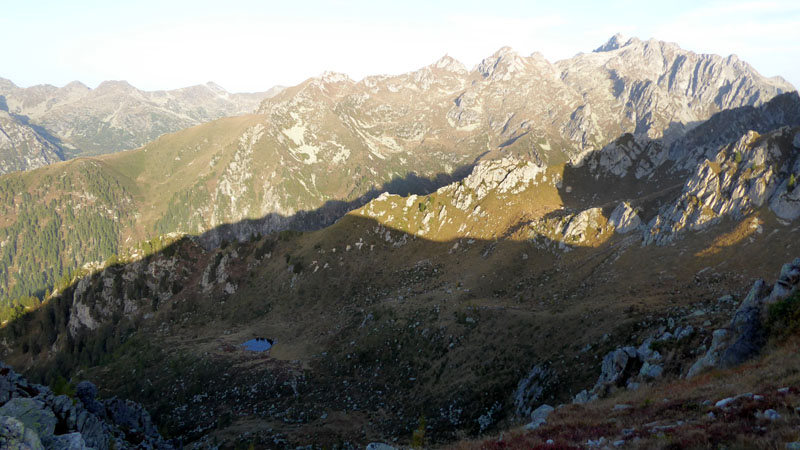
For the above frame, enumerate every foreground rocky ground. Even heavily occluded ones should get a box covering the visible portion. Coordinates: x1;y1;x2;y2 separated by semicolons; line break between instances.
0;362;175;449
449;259;800;449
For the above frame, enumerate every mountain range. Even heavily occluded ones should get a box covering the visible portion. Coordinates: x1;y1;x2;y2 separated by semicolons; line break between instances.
0;34;794;305
0;34;799;448
0;78;283;173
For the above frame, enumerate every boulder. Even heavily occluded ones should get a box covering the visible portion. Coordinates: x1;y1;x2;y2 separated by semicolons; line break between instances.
513;364;554;417
608;202;642;234
51;432;89;449
0;398;57;447
718;280;769;367
688;257;800;377
76;381;104;416
366;444;398;450
0;415;43;450
639;362;664;379
525;404;555;430
572;389;598;404
687;329;729;378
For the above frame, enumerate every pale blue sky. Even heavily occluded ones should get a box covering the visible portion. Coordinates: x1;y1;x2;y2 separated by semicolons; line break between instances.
1;0;799;92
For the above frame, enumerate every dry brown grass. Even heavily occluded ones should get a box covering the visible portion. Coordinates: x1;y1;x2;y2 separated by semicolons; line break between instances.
451;335;800;449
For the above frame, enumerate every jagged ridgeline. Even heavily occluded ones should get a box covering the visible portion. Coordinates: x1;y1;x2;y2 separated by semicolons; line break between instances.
0;35;794;319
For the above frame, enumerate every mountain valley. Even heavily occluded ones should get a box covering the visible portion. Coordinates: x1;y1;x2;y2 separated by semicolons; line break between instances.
0;34;799;449
0;35;794;310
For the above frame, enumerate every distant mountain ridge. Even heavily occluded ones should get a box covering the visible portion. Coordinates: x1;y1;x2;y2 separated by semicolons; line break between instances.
0;34;794;303
0;78;284;173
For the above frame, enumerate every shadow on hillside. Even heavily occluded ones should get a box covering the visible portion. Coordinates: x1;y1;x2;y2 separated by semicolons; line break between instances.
5;181;800;446
194;162;478;249
3;91;800;446
0;212;616;443
550;91;800;224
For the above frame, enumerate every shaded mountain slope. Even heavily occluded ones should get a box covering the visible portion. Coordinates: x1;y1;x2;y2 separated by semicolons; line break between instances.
0;36;794;307
1;90;799;447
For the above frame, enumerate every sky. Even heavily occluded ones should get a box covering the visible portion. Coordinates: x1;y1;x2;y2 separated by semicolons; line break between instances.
1;0;799;93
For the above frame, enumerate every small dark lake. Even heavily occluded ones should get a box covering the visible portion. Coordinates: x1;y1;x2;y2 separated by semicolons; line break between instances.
242;338;274;352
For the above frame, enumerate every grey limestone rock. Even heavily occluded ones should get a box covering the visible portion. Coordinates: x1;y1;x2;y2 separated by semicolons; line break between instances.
572;389;598;404
366;444;398;450
513;364;555;418
687;329;730;378
76;381;104;417
0;363;174;450
0;415;44;450
608;202;642;234
525;404;555;430
0;398;57;447
718;280;770;368
688;257;800;377
51;432;90;450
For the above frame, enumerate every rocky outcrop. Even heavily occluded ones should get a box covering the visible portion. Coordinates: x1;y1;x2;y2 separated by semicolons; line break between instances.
582;92;800;184
688;257;800;377
645;126;800;245
65;237;192;337
0;110;63;174
0;398;57;448
769;131;800;220
513;364;555;418
571;327;700;403
608;202;642;234
577;133;667;180
440;157;546;212
0;362;174;449
0;415;45;450
527;207;611;247
562;207;606;244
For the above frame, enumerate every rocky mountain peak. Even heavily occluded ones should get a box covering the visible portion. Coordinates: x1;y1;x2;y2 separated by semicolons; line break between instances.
94;80;136;93
204;81;228;93
63;80;90;92
476;46;529;79
317;71;353;84
0;77;17;90
594;33;630;52
431;54;467;73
